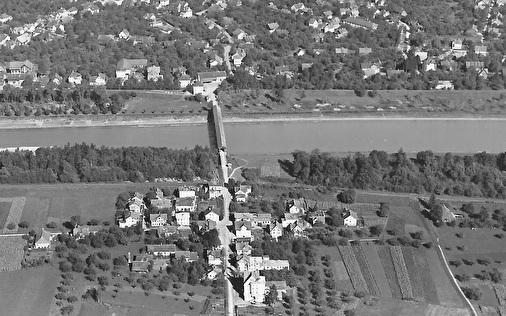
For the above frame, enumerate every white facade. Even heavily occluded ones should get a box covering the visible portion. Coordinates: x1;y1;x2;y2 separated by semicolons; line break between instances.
175;212;190;226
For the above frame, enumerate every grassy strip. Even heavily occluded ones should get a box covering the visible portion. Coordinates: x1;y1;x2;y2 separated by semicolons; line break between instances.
401;247;424;299
390;246;414;300
377;246;403;299
351;242;380;296
338;246;368;293
412;247;440;304
494;284;506;306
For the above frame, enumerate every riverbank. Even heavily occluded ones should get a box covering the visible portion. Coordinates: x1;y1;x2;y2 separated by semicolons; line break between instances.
3;111;506;130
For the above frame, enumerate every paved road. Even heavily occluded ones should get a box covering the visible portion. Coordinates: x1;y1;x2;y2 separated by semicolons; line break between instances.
216;189;234;316
223;45;232;74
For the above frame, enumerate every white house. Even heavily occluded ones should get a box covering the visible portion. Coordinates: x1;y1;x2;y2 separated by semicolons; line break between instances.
178;74;191;88
342;210;358;227
34;229;52;249
68;71;82;85
269;221;283;241
175;197;196;213
208;185;225;199
150;213;168;227
175;211;190;226
243;271;266;303
119;211;143;228
235;221;252;239
205;209;220;223
147;244;176;256
178;186;196;198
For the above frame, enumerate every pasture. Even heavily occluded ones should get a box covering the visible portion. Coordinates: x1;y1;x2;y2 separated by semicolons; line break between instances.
0;266;59;316
123;91;205;115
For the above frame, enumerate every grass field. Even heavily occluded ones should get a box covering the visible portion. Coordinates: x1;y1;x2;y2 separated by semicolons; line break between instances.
362;242;392;298
0;266;59;316
425;249;465;307
0;236;26;271
0;183;175;230
124;91;205;115
218;89;506;116
0;201;11;228
355;298;471;316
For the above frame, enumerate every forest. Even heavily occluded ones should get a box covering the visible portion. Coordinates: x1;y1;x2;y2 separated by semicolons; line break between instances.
290;149;506;199
0;144;215;184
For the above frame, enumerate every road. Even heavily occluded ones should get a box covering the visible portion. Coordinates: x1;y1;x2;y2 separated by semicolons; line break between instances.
216;185;234;316
223;45;232;74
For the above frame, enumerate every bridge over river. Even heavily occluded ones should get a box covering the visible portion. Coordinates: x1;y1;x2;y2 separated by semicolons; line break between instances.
208;103;235;316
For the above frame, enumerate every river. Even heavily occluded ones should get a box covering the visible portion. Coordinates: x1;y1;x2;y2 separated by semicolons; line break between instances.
0;119;505;154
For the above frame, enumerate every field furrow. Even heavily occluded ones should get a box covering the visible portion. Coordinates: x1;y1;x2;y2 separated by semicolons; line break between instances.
362;242;392;298
390;246;414;300
378;245;403;299
412;247;439;304
338;245;368;293
351;242;380;296
401;246;424;299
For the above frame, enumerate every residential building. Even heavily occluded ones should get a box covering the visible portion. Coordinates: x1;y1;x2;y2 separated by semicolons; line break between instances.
208;185;225;199
72;225;101;238
174;250;198;262
119;29;130;40
68;71;82;85
116;58;148;80
269;221;283;241
434;80;454;90
175;197;197;213
287;198;306;214
178;186;196;198
343;17;378;30
361;63;381;78
232;28;246;40
175;211;190;226
243;271;266;303
308;211;326;225
0;14;13;23
265;281;290;300
34;229;52;249
414;51;428;61
235;242;252;256
475;45;488;56
192;82;204;95
209;53;223;67
197;71;227;84
118;211;143;228
147;244;176;256
147;65;163;81
205;208;220;223
358;47;372;55
89;73;107;86
252;213;272;227
237;255;290;272
235;220;252;239
441;205;456;223
465;61;485;71
342;210;359;227
282;213;299;228
274;66;294;78
289;219;312;238
157;225;177;238
178;74;191;88
149;213;168;227
207;249;222;265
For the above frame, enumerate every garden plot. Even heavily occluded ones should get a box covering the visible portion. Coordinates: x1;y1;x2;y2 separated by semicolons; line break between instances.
412;247;440;304
391;246;414;300
338;245;368;293
351;242;380;296
362;242;392;298
402;247;425;299
0;236;26;271
2;197;26;233
378;245;403;299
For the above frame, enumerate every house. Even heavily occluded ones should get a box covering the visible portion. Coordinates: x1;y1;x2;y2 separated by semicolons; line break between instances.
243;271;266;303
131;35;155;46
342;210;359;227
118;29;130;40
475;45;488;56
34;229;52;249
477;67;489;79
343;17;378;31
175;211;190;226
465;61;485;71
0;34;11;46
147;244;176;256
207;249;222;265
192;82;204;95
232;50;246;67
301;63;313;71
235;242;252;256
287;198;306;214
197;71;227;84
205;208;220;223
451;39;463;50
424;58;437;72
274;66;294;79
269;221;283;241
208;185;225;199
235;220;252;240
252;213;271;227
232;28;246;40
152;258;170;271
267;22;279;33
237;255;290;272
72;225;102;238
118;211;143;228
434;80;454;90
81;3;100;14
157;225;177;238
308;210;326;225
175;197;196;213
131;254;152;273
234;213;254;221
178;74;191;88
209;53;223;67
178;186;195;197
358;47;372;55
174;250;198;262
290;3;306;12
308;18;319;28
180;5;193;18
68;71;82;85
282;213;299;228
361;63;381;78
147;65;163;81
0;14;13;23
16;33;31;46
335;47;352;54
441;205;457;223
149;213;168;227
324;21;340;33
289;219;312;238
89;73;107;86
414;51;428;61
116;58;148;80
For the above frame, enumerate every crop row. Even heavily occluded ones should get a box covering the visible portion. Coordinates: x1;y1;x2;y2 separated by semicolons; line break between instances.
390;246;414;300
412;247;439;304
378;246;403;299
338;246;368;293
351;243;380;296
401;247;424;298
0;236;26;271
3;197;26;233
494;285;506;305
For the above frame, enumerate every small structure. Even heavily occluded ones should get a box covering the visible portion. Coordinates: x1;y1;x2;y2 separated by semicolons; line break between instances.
146;244;176;256
343;17;378;30
434;80;454;90
149;213;168;227
175;211;190;226
72;225;102;238
68;71;82;85
34;229;52;249
147;65;163;81
342;210;358;227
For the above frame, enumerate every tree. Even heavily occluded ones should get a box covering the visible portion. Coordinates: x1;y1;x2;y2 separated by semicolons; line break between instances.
98;276;109;287
461;286;482;300
265;285;278;306
18;220;29;228
378;203;389;217
369;225;383;236
202;229;221;249
70;215;81;228
6;222;15;230
489;268;503;283
337;189;356;204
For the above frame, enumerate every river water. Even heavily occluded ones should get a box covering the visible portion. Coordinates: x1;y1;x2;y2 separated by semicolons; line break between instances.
0;119;505;154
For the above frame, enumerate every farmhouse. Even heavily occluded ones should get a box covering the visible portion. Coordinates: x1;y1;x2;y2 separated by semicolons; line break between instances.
116;58;148;80
342;210;359;227
34;229;52;249
146;244;176;256
197;71;227;84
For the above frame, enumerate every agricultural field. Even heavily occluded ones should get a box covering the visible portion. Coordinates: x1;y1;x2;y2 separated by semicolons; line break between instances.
355;298;471;316
0;266;59;316
0;236;26;271
0;201;11;229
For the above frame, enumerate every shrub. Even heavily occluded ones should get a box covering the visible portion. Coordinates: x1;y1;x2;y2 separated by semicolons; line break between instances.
337;189;356;204
477;258;491;266
6;223;15;230
449;260;462;267
18;221;29;228
461;286;482;301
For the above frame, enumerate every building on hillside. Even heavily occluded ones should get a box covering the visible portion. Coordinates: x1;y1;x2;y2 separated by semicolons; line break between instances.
434;80;454;90
89;73;107;86
269;221;283;241
116;58;148;80
265;281;290;300
235;242;252;256
157;225;177;238
178;74;191;88
234;220;252;240
175;211;190;226
118;211;143;228
252;213;272;227
146;244;176;256
204;208;220;223
243;271;265;303
197;71;227;84
289;219;312;238
282;213;300;228
147;65;163;81
342;210;359;227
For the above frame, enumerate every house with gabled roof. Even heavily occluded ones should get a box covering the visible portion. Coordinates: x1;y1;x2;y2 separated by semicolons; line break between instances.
474;45;488;56
116;58;147;80
175;196;196;213
269;221;283;241
267;22;279;33
274;66;294;79
175;211;190;227
147;244;176;256
343;17;378;30
149;213;168;227
358;47;372;55
197;71;227;84
34;229;52;249
342;210;358;227
89;73;107;86
68;71;82;85
175;250;198;262
234;220;252;240
235;242;252;256
72;225;102;238
361;62;381;78
232;28;246;40
289;219;312;238
282;213;299;228
204;208;220;223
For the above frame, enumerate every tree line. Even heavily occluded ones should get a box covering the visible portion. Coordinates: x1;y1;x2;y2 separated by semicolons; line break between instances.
0;143;215;184
290;149;506;199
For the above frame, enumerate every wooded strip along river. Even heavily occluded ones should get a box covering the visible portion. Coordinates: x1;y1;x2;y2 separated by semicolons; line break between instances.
0;119;505;154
